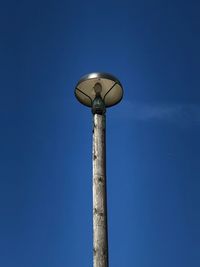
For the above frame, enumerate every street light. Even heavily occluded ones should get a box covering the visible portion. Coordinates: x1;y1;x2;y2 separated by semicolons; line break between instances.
75;72;123;267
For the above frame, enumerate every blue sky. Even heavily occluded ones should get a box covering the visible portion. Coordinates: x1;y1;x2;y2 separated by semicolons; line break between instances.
1;0;200;266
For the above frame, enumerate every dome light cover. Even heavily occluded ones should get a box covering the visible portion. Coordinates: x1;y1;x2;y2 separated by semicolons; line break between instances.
75;72;123;108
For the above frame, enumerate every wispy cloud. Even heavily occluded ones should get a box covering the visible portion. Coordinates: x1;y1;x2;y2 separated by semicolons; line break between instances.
111;100;200;126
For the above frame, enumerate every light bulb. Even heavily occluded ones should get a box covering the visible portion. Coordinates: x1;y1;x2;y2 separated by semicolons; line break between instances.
93;82;102;94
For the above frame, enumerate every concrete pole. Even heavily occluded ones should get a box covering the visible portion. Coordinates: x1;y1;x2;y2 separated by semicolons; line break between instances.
93;113;109;267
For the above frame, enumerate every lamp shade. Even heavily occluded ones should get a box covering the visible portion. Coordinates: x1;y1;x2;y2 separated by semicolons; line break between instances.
75;72;123;107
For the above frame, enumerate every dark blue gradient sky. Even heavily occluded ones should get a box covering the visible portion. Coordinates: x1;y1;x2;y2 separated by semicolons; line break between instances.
1;0;200;266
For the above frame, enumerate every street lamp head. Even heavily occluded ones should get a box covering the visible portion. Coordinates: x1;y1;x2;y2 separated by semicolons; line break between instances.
75;72;123;111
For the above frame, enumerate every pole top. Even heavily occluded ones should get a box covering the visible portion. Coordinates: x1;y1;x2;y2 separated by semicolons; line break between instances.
75;72;123;108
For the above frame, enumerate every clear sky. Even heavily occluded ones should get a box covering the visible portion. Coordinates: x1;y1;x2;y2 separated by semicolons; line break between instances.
1;0;200;266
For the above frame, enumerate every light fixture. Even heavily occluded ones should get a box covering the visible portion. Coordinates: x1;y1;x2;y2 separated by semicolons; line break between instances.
75;72;123;109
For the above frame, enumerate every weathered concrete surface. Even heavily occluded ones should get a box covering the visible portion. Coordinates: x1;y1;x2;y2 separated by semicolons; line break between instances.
93;114;108;267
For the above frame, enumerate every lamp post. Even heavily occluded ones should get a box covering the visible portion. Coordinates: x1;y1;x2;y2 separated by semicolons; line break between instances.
75;73;123;267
